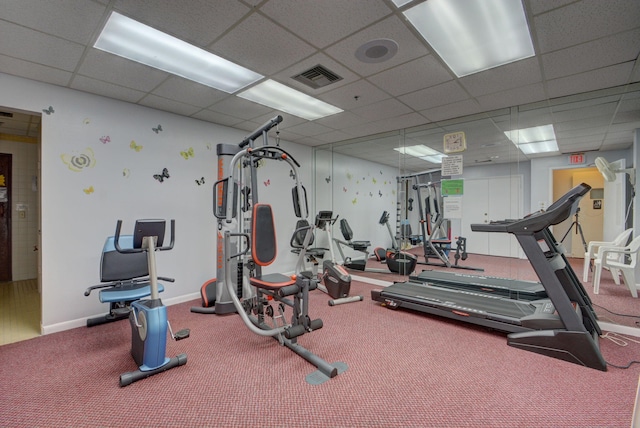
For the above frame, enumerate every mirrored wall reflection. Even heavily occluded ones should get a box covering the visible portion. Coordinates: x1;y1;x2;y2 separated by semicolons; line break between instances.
313;84;640;329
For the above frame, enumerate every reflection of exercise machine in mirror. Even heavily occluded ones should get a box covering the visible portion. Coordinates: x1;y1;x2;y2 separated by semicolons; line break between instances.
291;210;363;306
398;171;482;272
190;116;345;384
333;211;418;276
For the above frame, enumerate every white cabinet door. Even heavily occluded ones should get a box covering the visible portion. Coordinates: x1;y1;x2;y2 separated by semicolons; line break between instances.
461;179;489;255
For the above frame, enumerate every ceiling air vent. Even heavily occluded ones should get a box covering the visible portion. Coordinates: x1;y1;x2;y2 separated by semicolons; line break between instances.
292;65;343;89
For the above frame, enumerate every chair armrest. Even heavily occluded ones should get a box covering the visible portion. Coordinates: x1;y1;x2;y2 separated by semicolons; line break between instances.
587;240;615;256
597;245;632;260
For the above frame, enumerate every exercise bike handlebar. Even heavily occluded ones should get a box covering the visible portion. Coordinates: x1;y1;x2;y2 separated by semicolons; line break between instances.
114;219;175;253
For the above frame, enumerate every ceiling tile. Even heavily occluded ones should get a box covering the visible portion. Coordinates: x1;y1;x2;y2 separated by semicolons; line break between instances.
70;75;146;103
319;79;391;110
138;94;202;116
546;62;635;98
534;0;640;53
77;50;170;91
325;15;431;77
476;83;546;112
151;77;228;108
207;96;273;121
542;28;640;80
459;57;542;97
2;0;106;44
367;55;453;96
212;12;316;75
399;81;469;111
0;20;84;71
0;55;72;86
260;0;392;49
114;0;250;46
352;98;412;122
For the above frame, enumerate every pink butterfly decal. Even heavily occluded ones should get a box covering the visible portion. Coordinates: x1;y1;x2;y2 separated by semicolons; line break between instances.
99;136;110;144
343;187;347;192
264;179;270;187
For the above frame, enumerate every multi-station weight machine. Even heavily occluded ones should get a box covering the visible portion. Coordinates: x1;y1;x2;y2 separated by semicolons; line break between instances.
191;116;345;384
397;170;480;271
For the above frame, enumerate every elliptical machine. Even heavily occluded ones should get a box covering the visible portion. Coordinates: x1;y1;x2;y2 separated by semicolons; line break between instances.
112;219;189;387
292;210;363;306
374;211;418;275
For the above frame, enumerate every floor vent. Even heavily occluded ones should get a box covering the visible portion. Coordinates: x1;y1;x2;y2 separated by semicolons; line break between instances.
292;65;343;89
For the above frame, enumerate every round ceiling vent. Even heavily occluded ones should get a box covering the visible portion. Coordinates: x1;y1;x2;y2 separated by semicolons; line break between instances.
355;39;398;63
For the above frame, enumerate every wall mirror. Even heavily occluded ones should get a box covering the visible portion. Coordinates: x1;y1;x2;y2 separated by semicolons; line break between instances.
313;84;640;330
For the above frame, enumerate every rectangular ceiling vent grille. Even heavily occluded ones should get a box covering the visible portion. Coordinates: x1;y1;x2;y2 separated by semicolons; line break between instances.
292;65;343;89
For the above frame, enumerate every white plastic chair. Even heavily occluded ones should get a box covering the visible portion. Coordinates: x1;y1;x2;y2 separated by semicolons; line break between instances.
583;228;633;282
593;235;640;298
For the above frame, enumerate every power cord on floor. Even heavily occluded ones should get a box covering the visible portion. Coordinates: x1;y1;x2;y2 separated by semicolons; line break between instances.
600;328;640;369
593;302;640;320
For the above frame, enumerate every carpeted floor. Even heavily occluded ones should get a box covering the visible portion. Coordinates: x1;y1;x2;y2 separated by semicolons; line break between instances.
1;267;639;427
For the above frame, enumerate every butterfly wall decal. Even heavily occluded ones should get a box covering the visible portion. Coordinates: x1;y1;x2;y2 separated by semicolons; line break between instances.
180;147;194;159
153;168;170;183
195;177;205;185
130;140;143;152
264;179;270;187
83;186;94;195
325;176;331;183
42;106;54;115
99;136;110;144
152;124;163;134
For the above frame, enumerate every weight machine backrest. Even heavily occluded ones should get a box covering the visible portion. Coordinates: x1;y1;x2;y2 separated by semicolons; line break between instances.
252;204;277;267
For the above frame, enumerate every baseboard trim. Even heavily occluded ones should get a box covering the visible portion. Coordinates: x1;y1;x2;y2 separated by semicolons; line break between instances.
42;292;200;335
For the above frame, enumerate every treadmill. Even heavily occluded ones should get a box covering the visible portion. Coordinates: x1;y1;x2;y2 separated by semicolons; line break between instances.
371;183;606;371
411;269;546;301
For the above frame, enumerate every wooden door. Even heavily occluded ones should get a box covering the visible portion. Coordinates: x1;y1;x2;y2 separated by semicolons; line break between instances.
0;153;11;281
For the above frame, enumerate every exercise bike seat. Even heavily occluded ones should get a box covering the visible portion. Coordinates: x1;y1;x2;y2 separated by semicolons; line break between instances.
339;219;370;250
291;219;326;259
95;235;164;303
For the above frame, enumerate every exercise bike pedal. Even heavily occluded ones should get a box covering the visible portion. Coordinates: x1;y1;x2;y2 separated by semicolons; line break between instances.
173;328;190;340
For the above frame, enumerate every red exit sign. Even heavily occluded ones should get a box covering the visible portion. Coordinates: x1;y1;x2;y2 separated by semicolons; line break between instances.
569;153;585;165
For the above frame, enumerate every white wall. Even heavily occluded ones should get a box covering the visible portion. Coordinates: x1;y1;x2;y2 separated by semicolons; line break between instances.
313;149;399;259
0;72;312;333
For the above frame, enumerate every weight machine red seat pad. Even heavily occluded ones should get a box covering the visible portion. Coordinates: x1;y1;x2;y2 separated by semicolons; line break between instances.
250;273;296;290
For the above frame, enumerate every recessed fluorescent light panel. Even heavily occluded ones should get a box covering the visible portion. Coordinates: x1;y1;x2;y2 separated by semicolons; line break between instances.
94;12;263;93
401;0;535;77
394;145;447;163
237;80;343;121
504;124;559;155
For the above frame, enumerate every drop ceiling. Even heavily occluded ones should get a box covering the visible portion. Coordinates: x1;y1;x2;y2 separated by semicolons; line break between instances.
0;0;639;171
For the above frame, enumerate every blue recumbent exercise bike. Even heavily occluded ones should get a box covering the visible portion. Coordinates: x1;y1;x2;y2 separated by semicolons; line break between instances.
84;219;189;387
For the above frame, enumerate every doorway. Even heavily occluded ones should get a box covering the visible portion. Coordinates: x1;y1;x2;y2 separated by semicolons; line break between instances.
0;153;12;281
0;108;42;345
552;167;604;257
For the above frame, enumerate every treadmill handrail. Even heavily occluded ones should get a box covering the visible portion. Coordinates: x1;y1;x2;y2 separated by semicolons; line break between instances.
471;183;590;235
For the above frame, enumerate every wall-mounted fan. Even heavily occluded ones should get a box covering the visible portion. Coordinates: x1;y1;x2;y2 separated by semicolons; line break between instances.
595;157;636;186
